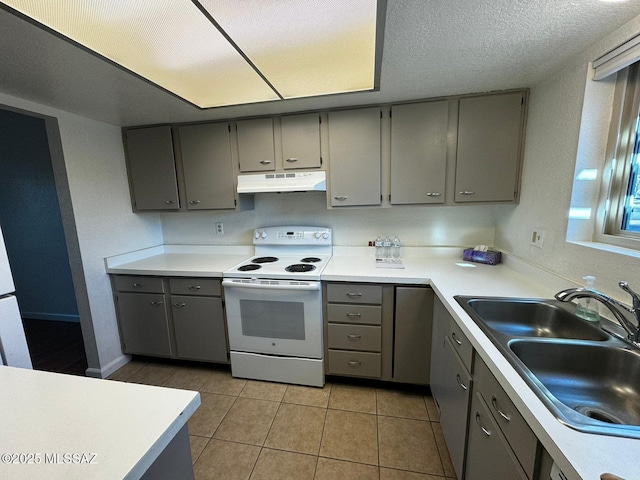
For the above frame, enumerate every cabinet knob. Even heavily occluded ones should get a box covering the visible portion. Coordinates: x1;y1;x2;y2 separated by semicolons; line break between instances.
189;200;201;205
286;157;299;163
426;192;442;197
334;195;348;201
259;160;272;165
459;190;475;195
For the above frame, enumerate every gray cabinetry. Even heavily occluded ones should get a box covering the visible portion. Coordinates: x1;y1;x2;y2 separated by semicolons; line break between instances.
177;123;236;210
393;286;433;384
236;117;276;172
430;296;473;480
328;107;381;207
455;92;526;203
124;126;180;211
390;101;448;204
281;113;322;170
112;275;228;364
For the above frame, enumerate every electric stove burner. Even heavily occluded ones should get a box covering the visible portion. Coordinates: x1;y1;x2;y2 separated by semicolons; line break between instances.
251;256;279;264
238;264;261;272
300;257;322;263
285;264;316;273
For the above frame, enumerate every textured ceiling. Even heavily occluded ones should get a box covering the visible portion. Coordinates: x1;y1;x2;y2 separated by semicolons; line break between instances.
1;0;640;127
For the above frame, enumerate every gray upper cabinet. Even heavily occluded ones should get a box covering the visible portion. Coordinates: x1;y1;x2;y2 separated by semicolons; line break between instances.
390;101;448;205
328;107;381;207
455;92;526;203
236;117;276;172
177;123;236;210
124;126;180;211
281;113;322;170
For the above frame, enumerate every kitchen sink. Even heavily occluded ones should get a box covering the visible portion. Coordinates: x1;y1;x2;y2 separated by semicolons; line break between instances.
510;340;640;436
454;295;640;439
461;298;609;340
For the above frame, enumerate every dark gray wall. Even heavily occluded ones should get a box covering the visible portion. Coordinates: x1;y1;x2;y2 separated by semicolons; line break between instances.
0;108;78;321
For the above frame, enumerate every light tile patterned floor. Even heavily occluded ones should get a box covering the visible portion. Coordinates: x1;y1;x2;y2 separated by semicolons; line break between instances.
108;360;458;480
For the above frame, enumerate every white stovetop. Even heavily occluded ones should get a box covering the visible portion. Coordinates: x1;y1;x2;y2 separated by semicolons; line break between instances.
103;244;640;480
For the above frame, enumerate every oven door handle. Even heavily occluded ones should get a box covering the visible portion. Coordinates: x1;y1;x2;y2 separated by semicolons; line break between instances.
222;279;320;291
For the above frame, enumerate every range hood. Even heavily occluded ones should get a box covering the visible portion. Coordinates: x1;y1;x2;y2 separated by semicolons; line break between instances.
237;171;326;194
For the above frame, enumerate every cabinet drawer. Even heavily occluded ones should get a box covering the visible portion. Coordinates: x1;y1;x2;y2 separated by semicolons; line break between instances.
326;284;382;304
169;278;221;296
328;350;381;378
328;324;381;352
474;356;538;477
326;304;381;325
114;275;164;294
449;320;474;373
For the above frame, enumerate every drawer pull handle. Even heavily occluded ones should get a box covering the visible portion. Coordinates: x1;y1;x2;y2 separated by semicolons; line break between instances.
132;283;144;287
346;292;362;297
259;160;272;165
451;332;463;346
150;301;163;306
173;303;187;308
475;413;491;436
346;312;362;318
456;374;468;391
426;192;442;197
334;195;348;201
347;360;362;367
459;190;475;195
347;334;362;341
188;200;201;205
286;157;299;163
491;396;511;422
165;200;176;204
188;285;201;290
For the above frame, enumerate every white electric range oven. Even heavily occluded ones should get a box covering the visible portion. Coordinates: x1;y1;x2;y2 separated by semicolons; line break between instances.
222;226;332;387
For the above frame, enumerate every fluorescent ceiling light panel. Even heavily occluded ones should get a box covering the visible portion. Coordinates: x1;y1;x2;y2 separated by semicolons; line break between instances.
1;0;381;108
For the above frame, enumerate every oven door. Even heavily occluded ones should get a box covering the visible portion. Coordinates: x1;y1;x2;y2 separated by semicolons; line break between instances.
222;278;323;358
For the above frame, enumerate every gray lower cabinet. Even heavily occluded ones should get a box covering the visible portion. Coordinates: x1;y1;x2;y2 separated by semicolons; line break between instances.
393;286;434;384
328;107;382;207
124;126;180;211
112;275;228;364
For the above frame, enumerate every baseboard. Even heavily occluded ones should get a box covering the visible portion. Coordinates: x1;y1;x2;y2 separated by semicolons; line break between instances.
21;311;80;323
85;354;131;379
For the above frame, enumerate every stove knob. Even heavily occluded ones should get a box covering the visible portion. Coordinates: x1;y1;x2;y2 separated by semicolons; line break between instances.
261;231;268;239
322;231;329;239
314;232;321;239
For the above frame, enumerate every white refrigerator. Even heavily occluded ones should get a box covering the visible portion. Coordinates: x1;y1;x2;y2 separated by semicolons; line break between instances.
0;225;32;368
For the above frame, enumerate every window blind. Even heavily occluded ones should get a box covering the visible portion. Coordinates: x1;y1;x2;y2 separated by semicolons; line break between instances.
593;33;640;80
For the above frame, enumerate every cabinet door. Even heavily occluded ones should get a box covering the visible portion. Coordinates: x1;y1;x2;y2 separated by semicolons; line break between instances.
328;108;381;206
171;295;228;363
178;123;236;210
124;126;180;210
390;102;448;204
393;287;434;384
117;292;172;356
465;393;529;480
439;336;473;480
237;118;275;172
281;113;322;169
455;93;525;203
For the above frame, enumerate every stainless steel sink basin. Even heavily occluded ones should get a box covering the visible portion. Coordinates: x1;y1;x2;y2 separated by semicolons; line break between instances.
454;295;640;439
459;297;609;340
510;340;640;436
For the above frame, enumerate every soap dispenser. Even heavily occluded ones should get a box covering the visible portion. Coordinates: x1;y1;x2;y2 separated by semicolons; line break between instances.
575;275;600;324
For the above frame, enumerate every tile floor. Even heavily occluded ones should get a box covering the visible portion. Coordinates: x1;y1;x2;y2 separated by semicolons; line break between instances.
108;360;457;480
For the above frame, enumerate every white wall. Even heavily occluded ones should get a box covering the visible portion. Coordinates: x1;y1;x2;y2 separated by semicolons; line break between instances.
0;92;163;376
161;192;500;249
495;15;640;299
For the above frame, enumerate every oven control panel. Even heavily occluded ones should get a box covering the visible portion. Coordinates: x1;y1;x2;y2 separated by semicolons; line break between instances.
253;226;332;245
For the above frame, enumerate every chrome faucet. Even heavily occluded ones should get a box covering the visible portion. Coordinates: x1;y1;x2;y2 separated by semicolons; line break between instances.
555;281;640;346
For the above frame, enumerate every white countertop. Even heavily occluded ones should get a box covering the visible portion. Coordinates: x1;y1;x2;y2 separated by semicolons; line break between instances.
104;244;639;479
0;366;200;480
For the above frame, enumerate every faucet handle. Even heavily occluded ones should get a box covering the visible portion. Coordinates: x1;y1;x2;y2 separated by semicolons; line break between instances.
619;281;640;310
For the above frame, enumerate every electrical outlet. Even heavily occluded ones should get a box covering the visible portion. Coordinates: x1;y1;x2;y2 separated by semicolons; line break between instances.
530;228;544;248
215;222;224;235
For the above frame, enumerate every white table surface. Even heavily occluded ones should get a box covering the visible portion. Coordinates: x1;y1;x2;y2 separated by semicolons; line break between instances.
0;366;200;480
